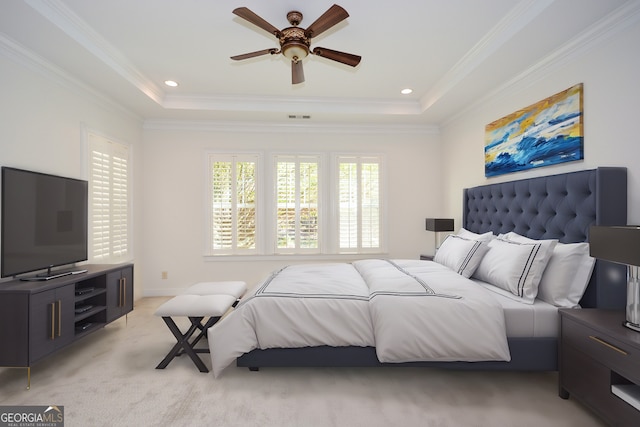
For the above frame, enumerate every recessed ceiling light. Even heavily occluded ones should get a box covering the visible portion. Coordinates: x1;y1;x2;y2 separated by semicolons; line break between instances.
401;88;413;95
164;80;178;87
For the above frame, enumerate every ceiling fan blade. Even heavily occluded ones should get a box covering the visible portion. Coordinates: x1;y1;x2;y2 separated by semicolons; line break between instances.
231;48;278;61
312;47;361;67
305;4;349;38
232;7;281;37
292;60;305;84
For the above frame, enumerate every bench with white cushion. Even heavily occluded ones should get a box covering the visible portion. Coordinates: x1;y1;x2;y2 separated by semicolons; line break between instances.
154;294;237;373
185;281;247;300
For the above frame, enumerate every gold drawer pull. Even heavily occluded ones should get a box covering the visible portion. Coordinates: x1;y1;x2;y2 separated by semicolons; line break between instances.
50;302;55;340
589;335;628;355
57;300;62;337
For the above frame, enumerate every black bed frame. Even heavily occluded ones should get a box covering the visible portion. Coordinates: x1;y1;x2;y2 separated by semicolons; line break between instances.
237;167;628;371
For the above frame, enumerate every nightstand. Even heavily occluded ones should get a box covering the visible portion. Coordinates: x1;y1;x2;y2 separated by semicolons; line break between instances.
559;309;640;425
419;254;434;261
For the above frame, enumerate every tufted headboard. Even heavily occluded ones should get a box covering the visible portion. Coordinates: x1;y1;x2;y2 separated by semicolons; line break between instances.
463;167;627;309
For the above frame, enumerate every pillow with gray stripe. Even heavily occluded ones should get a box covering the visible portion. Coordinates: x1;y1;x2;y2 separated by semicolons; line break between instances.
433;235;490;278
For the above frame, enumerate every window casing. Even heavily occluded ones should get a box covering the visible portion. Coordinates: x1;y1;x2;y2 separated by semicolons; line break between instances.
337;156;381;253
274;155;320;253
206;151;384;257
88;133;131;263
209;154;259;255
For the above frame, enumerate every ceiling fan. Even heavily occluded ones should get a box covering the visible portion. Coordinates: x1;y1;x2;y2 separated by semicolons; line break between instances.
230;4;361;84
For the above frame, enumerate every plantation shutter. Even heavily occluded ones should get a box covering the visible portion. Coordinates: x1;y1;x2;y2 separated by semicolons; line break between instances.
337;156;381;252
209;154;258;254
275;156;319;252
360;162;380;248
88;134;130;262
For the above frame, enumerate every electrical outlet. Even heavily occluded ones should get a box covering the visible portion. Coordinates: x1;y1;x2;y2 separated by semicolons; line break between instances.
161;271;168;280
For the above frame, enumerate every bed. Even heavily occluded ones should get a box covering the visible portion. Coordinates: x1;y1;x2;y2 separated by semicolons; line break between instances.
209;167;628;376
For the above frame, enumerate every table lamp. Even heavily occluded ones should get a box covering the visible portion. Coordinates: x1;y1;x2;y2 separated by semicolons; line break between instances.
425;218;454;250
589;225;640;332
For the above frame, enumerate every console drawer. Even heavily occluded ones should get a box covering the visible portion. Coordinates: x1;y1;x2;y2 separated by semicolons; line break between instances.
561;344;610;405
562;343;640;425
563;317;640;383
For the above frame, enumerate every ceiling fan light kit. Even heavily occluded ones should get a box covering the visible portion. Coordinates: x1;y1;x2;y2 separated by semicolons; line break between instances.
231;4;361;85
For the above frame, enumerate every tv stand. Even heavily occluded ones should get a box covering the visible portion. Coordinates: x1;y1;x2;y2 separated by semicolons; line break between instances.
21;271;72;281
19;266;89;281
0;263;133;389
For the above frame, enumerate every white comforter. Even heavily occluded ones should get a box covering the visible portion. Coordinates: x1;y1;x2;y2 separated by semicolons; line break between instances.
208;259;510;377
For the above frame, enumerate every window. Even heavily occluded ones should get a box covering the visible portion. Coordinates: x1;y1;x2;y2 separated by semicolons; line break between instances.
209;154;258;254
88;133;131;262
275;156;319;252
206;151;383;257
337;156;381;253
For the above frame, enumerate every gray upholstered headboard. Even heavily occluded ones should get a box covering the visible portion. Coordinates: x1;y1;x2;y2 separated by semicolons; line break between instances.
462;167;627;309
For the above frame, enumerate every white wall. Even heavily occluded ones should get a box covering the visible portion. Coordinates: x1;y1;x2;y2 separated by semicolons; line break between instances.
440;21;640;226
5;16;637;298
0;55;144;299
0;44;442;298
141;126;441;295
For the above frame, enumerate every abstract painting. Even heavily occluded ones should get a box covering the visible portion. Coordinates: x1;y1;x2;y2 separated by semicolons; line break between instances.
484;83;583;177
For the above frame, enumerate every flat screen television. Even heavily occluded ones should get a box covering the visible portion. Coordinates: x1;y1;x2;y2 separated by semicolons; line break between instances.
1;167;88;280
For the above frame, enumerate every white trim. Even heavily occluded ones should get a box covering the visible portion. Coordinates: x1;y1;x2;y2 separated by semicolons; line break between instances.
204;149;386;257
6;0;638;129
333;153;385;254
442;0;640;127
144;119;439;135
85;129;134;264
204;151;262;256
163;93;421;115
420;0;555;111
0;33;142;122
25;0;164;104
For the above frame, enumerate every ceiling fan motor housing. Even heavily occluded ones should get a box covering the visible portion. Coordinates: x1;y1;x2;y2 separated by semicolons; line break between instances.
280;27;310;62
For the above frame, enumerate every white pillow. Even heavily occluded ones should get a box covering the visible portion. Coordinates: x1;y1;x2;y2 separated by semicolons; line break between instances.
433;235;489;278
456;228;494;242
473;237;557;304
500;233;594;307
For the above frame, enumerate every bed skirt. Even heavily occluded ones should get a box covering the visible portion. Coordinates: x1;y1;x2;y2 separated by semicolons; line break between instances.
236;337;557;371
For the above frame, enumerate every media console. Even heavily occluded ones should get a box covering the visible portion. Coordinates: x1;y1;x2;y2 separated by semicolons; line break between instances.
0;263;133;389
559;309;640;425
20;268;90;281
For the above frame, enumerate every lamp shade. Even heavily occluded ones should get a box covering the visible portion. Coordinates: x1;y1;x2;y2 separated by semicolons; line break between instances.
589;225;640;266
425;218;454;232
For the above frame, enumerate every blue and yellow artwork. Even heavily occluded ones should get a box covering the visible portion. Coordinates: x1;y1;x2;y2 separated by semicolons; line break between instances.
484;84;583;177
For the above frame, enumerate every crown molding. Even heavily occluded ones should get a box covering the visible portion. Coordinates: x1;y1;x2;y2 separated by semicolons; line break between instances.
162;93;423;115
143;119;439;135
441;0;640;128
25;0;164;104
0;33;142;122
419;0;555;112
25;0;425;117
12;0;639;128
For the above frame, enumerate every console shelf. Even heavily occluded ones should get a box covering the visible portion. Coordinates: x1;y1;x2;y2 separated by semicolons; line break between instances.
74;306;106;323
75;288;106;303
559;309;640;425
0;263;133;389
74;322;104;339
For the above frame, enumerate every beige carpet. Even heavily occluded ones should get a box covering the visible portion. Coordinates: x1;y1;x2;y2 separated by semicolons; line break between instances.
0;297;605;427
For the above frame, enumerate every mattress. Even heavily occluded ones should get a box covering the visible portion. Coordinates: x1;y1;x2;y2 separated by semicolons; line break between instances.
474;280;559;338
209;260;511;376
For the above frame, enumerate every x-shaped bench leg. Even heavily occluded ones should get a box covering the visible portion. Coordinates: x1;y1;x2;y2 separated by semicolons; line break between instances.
156;316;209;372
189;316;220;350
